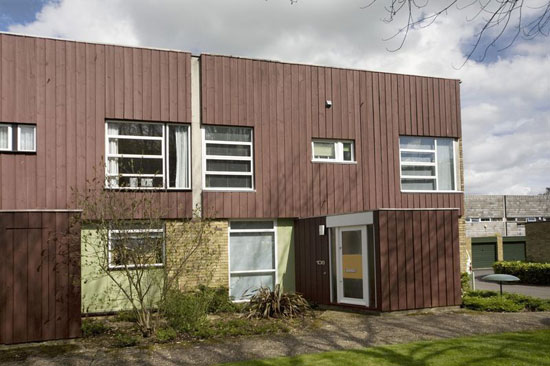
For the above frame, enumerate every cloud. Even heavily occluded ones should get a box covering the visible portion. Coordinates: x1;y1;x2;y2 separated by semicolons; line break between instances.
6;0;550;194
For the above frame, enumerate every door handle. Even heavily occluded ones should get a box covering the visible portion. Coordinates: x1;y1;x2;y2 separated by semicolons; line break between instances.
316;260;325;265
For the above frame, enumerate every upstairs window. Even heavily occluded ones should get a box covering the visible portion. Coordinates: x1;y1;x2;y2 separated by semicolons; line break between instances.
203;125;254;190
312;140;355;163
105;121;190;189
18;125;36;152
0;124;12;151
399;136;458;192
0;123;36;152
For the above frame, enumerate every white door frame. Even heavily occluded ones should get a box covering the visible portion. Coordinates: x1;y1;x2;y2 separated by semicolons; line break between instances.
335;225;369;306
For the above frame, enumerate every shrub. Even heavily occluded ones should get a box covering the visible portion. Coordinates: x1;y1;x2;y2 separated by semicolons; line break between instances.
81;319;109;337
113;333;140;347
246;285;310;319
462;295;524;312
115;310;138;323
461;272;472;293
197;285;239;314
156;327;178;342
162;290;209;334
462;290;550;312
493;261;550;285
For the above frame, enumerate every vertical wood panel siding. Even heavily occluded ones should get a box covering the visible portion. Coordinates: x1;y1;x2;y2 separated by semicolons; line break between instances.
0;34;192;218
294;216;330;305
0;211;81;345
201;55;463;219
377;209;460;312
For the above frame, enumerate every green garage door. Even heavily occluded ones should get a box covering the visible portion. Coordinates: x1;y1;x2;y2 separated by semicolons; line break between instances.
503;240;526;262
472;238;497;269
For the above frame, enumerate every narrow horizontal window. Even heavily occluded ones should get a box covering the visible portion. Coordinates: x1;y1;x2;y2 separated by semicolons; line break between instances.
203;125;254;190
399;136;458;192
108;222;165;269
312;139;355;163
0;123;37;153
105;121;190;190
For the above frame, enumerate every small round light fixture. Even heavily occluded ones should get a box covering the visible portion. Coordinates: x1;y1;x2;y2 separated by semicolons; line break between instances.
325;100;332;108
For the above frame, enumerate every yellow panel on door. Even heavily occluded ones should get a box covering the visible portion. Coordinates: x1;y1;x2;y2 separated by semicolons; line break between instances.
342;254;363;279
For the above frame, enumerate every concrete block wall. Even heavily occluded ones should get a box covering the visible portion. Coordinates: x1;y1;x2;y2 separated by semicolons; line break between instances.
525;222;550;263
465;195;504;218
506;195;550;218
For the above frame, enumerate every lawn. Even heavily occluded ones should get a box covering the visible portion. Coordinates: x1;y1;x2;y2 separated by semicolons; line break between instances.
221;329;550;366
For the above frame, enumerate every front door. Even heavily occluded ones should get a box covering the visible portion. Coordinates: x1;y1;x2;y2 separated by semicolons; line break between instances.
336;225;369;306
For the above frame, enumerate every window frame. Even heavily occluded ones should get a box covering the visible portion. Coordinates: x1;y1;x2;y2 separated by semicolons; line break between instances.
311;139;356;164
202;126;255;192
228;219;277;302
107;225;166;270
104;120;191;190
17;124;37;152
0;124;12;151
399;136;459;193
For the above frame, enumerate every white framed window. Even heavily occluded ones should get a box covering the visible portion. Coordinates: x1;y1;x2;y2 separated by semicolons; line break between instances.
0;124;12;151
105;121;190;189
399;136;458;192
229;220;277;301
108;222;165;269
203;125;254;191
17;125;36;152
312;139;355;163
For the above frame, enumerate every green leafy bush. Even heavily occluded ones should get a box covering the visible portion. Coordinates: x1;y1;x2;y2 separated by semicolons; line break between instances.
197;285;239;314
156;327;178;342
493;261;550;285
462;295;524;312
113;333;140;347
246;285;310;319
462;290;550;312
162;290;209;334
81;319;109;337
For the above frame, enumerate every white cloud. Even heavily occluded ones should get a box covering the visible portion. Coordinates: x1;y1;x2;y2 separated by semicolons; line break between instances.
7;0;550;194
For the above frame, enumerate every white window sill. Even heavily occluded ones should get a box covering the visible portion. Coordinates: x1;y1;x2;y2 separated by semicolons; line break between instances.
311;160;357;165
203;188;256;192
401;190;463;193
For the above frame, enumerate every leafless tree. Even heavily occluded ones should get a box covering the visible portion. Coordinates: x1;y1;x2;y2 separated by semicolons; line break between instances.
74;173;221;337
362;0;550;62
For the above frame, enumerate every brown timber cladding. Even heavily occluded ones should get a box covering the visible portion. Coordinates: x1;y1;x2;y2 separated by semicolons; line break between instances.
201;54;464;219
0;211;81;344
0;33;193;218
294;216;330;305
294;210;461;311
377;210;461;311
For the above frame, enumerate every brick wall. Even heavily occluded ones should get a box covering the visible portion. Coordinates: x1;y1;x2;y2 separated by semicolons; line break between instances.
166;220;229;290
525;222;550;263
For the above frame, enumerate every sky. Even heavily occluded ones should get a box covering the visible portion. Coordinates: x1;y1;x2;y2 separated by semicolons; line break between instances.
1;0;549;195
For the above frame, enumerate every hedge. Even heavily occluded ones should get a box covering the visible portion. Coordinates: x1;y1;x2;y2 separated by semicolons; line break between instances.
493;261;550;286
462;290;550;312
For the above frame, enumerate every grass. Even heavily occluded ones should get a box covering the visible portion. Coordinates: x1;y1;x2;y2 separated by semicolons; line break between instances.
221;329;550;366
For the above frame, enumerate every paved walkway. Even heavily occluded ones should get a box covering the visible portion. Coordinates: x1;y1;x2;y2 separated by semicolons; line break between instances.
2;310;550;365
473;269;550;299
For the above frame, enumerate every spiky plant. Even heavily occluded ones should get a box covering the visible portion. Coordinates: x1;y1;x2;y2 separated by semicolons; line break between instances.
246;285;310;319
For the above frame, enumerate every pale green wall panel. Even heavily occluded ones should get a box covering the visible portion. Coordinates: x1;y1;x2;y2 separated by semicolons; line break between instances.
277;219;295;293
81;226;161;313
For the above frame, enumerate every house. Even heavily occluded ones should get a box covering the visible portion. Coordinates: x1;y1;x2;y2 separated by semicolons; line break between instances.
464;194;550;268
0;32;465;343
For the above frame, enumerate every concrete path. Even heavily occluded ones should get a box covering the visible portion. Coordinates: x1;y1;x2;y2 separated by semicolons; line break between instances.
473;269;550;299
1;310;550;365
